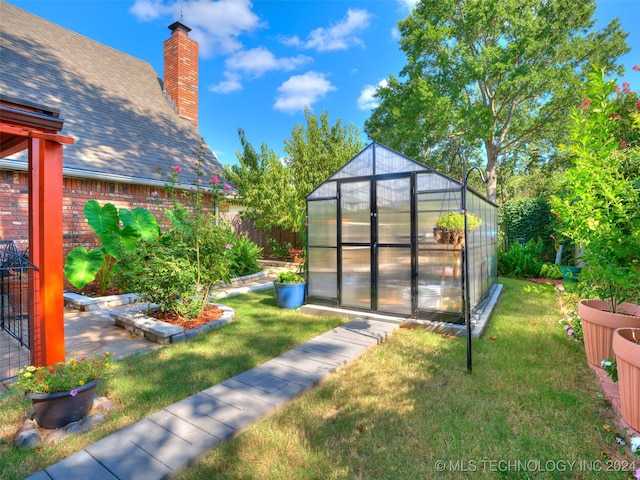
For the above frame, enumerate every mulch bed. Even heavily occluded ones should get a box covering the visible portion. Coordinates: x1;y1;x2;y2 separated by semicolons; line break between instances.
67;281;224;330
147;305;224;330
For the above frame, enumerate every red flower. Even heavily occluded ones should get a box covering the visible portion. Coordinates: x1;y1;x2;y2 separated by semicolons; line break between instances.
580;98;591;109
633;65;640;71
620;141;627;148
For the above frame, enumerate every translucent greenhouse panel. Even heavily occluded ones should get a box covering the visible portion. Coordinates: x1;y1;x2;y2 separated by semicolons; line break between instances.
341;181;370;243
341;246;371;309
374;144;428;174
417;249;463;313
308;200;337;247
308;247;337;299
377;246;412;315
330;145;373;179
416;172;460;192
377;178;411;244
308;181;337;200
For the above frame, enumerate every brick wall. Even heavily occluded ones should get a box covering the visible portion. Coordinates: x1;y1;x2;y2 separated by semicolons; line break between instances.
0;171;220;257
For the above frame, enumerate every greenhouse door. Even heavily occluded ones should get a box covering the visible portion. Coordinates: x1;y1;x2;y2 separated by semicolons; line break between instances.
340;176;413;316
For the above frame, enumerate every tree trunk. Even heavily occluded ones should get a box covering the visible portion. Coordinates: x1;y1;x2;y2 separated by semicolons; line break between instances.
484;142;499;203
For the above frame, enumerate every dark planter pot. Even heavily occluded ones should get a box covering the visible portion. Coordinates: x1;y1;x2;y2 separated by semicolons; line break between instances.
274;281;306;309
25;378;99;429
560;265;582;282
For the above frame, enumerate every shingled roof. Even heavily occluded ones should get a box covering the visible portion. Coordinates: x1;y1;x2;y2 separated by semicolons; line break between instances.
0;1;224;187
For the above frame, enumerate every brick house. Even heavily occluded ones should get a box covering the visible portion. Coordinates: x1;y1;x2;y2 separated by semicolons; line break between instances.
0;1;230;256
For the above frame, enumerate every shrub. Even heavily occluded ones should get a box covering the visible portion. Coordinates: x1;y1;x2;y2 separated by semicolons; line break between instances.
550;66;640;312
498;238;545;278
499;198;555;261
540;263;563;279
226;233;263;278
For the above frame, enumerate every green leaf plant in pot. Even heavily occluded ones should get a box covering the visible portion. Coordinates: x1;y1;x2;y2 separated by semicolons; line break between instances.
433;211;482;248
551;66;640;367
273;271;306;309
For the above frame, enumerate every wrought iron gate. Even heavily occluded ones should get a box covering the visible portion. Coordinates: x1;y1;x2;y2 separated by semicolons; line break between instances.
0;241;37;383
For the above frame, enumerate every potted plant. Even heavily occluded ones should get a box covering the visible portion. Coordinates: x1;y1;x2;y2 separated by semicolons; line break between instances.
612;328;640;431
12;352;113;429
433;211;482;247
551;67;640;366
273;271;306;309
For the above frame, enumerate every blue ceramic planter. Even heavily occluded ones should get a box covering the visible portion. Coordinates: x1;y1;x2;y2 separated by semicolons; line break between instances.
274;281;306;308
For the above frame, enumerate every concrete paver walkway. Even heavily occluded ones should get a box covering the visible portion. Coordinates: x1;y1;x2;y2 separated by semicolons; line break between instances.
26;318;398;480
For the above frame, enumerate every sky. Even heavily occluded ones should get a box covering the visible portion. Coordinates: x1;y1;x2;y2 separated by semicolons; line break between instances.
6;0;640;167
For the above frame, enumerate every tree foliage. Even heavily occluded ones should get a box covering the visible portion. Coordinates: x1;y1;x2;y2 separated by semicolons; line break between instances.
365;0;629;201
224;109;364;240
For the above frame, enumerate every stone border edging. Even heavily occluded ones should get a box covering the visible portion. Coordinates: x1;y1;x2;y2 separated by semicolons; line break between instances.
109;305;235;345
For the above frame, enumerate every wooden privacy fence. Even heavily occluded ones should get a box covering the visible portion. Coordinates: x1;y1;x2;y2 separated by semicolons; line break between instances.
226;214;302;254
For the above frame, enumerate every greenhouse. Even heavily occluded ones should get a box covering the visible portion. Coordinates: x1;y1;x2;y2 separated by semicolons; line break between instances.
305;142;498;325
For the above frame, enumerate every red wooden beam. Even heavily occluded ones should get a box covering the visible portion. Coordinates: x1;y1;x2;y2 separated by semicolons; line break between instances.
28;137;66;366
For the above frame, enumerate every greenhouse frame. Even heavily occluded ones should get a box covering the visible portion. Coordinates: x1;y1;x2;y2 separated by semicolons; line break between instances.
305;142;498;325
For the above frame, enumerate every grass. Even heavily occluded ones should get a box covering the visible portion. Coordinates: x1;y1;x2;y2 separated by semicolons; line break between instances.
0;290;345;479
0;279;635;479
173;278;635;479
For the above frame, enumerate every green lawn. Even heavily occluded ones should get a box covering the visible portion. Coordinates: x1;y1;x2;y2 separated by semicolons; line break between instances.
0;279;635;479
175;279;635;479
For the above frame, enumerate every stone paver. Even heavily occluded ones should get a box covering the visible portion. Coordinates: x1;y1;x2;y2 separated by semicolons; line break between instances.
27;319;398;480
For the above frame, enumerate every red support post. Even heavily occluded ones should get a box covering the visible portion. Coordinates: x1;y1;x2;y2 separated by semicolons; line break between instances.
28;137;65;366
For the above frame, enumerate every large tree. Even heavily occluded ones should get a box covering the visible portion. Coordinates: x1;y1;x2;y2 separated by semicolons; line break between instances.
224;109;364;238
365;0;629;201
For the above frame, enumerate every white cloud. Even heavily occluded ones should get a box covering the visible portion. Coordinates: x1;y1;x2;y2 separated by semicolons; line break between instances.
209;72;243;94
130;0;265;57
357;79;388;110
130;0;169;20
280;8;373;52
397;0;418;12
274;72;336;114
225;47;313;78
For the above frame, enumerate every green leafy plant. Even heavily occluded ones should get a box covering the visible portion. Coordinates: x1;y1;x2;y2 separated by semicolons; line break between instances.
12;352;114;394
268;236;292;260
551;66;640;312
540;263;563;280
275;271;306;284
498;238;545;278
227;233;263;278
120;143;239;318
435;211;482;232
64;201;159;293
601;357;618;382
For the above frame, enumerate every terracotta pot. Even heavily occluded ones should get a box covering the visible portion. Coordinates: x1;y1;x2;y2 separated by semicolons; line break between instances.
578;299;640;367
612;328;640;431
25;378;99;429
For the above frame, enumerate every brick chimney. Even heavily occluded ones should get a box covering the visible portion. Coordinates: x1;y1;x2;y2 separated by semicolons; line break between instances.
163;21;198;130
